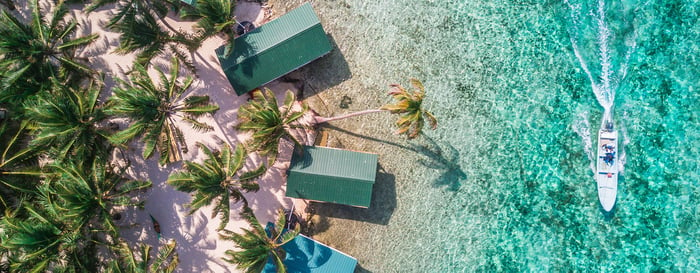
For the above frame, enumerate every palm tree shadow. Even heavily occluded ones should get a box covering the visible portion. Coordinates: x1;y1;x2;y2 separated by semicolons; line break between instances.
297;33;351;98
410;135;467;191
322;124;467;191
281;234;334;273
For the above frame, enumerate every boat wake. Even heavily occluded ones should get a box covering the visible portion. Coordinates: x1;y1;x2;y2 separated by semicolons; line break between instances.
566;0;637;173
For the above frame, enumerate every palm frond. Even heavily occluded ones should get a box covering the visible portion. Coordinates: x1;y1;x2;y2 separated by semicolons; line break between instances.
150;240;179;273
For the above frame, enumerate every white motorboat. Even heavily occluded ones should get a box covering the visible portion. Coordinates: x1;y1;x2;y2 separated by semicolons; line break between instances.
596;120;618;211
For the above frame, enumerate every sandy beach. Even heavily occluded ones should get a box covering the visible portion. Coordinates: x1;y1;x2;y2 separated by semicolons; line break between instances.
58;1;313;272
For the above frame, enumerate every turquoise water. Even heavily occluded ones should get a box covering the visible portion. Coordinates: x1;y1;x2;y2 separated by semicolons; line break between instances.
273;0;700;271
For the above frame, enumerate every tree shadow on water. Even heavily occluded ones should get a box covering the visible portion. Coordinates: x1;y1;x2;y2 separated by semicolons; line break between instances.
411;135;467;191
322;124;467;191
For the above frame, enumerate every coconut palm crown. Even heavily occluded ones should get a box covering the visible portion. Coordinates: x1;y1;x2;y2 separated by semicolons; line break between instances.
111;11;198;71
0;120;40;215
107;57;219;165
237;89;310;165
106;240;179;273
180;0;237;56
24;79;110;163
167;143;264;230
41;157;152;236
220;207;299;273
0;0;98;105
380;78;438;139
0;204;92;272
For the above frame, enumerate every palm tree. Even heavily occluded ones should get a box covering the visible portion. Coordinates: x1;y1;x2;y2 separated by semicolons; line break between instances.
167;143;265;230
0;204;89;272
314;78;437;139
106;240;179;273
85;0;173;27
380;78;437;139
0;0;98;106
180;0;237;55
23;79;111;163
41;158;152;237
0;120;40;214
237;89;310;165
112;11;198;70
220;207;299;273
107;57;219;165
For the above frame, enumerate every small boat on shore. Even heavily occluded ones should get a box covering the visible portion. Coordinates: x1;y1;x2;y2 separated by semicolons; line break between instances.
596;120;618;211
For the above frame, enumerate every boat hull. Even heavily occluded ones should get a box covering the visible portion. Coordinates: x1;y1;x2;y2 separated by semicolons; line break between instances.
596;129;618;211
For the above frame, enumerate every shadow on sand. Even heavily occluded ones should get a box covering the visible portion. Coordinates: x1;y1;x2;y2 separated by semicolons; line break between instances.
298;33;352;98
307;164;396;227
321;124;467;191
354;264;374;273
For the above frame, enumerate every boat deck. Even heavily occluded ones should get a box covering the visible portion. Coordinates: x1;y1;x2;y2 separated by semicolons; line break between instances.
596;129;618;211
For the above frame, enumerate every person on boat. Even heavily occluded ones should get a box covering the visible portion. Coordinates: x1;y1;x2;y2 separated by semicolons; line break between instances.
602;144;615;153
604;152;615;165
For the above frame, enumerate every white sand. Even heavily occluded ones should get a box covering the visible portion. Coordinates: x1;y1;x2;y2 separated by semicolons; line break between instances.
55;1;312;272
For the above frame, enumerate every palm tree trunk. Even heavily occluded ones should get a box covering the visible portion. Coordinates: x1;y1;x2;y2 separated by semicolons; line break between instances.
314;109;386;124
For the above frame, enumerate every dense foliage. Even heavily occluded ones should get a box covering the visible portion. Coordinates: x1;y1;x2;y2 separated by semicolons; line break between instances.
221;207;299;273
167;143;265;230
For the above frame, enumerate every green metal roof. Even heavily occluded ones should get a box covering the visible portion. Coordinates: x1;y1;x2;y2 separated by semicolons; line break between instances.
286;146;378;208
179;0;195;6
216;3;333;95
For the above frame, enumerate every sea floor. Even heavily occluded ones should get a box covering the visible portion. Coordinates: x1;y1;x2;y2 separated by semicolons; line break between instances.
270;0;700;272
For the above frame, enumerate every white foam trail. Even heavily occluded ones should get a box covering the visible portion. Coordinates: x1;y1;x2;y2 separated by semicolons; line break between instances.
595;0;614;111
573;111;596;174
568;0;615;111
568;0;636;173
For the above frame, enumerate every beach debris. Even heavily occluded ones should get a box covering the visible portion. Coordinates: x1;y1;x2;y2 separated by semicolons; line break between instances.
340;95;352;109
149;214;161;240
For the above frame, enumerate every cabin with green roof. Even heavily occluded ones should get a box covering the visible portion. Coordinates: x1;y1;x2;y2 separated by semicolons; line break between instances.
216;3;333;95
286;146;378;208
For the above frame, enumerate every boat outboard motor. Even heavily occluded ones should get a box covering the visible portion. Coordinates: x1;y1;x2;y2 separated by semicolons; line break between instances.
605;121;614;132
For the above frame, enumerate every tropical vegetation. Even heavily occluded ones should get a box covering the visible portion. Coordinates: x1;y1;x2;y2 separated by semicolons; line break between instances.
107;57;219;165
24;79;111;163
380;78;438;139
220;207;299;273
237;89;311;165
0;120;39;214
167;143;265;230
106;239;180;273
0;1;438;271
0;1;197;270
1;156;152;272
180;0;238;55
315;78;438;139
112;11;198;71
85;0;199;71
0;0;98;108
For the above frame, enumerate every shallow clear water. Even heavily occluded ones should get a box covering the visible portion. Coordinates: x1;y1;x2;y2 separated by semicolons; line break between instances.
273;0;700;271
